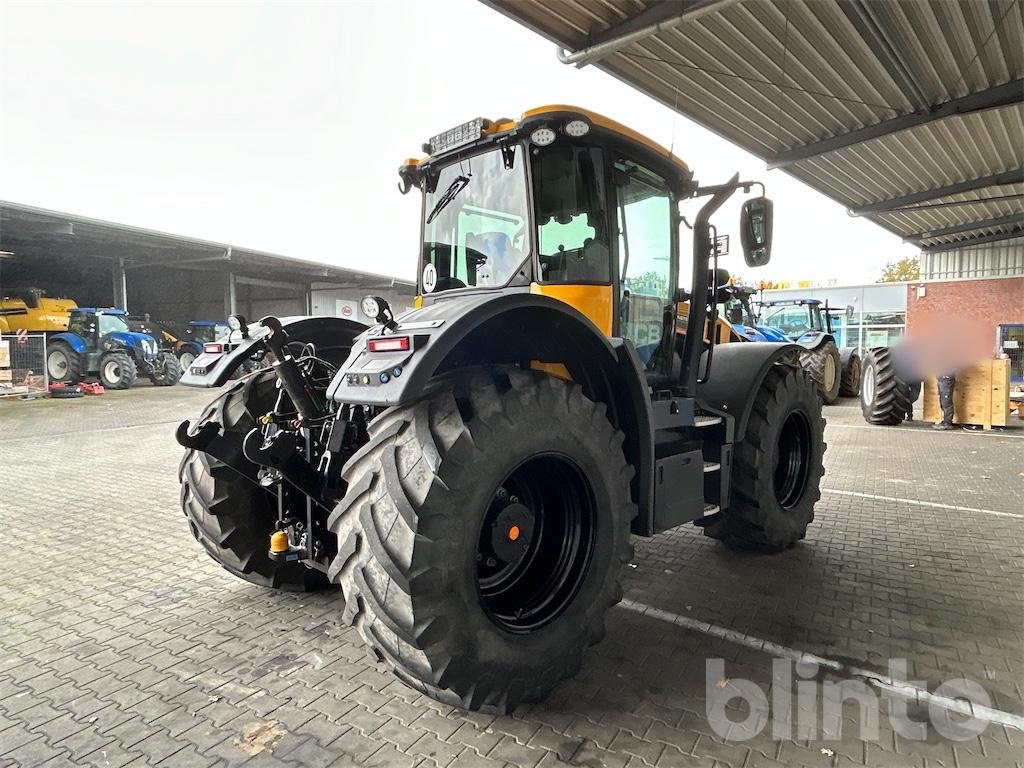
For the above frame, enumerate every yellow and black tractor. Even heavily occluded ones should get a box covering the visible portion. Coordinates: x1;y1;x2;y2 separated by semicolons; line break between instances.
176;106;824;712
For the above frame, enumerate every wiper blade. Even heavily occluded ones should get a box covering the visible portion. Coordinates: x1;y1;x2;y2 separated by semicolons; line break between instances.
426;175;470;225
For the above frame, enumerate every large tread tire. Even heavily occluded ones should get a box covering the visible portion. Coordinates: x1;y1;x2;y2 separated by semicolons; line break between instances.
151;351;182;386
46;340;82;385
327;367;636;713
98;351;137;389
179;370;330;591
705;364;825;552
799;340;841;404
839;351;861;397
860;347;912;426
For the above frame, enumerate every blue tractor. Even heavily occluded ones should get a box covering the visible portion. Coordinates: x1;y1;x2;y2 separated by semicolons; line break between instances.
174;321;232;370
45;308;182;389
753;298;861;403
719;284;787;342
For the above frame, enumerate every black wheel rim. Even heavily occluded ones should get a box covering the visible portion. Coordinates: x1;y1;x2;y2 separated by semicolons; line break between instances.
476;453;596;634
774;410;811;509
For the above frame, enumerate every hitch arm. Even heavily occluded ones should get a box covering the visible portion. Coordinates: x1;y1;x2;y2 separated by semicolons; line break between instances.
175;419;260;483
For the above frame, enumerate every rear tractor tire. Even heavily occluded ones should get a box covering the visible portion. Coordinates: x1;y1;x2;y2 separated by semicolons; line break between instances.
705;364;825;552
179;370;331;591
46;341;82;385
98;351;137;389
328;368;636;712
860;347;913;425
839;351;861;397
799;339;841;404
151;351;182;386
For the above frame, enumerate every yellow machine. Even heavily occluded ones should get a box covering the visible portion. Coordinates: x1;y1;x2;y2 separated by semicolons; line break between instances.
178;105;823;713
0;289;77;333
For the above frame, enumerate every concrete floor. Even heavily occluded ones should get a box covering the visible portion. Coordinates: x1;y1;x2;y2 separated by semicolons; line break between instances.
0;384;1021;768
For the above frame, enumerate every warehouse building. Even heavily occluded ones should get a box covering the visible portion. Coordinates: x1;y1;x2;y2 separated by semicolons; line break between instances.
0;200;415;325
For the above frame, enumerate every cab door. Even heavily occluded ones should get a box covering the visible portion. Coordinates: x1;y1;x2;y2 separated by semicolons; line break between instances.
613;159;674;368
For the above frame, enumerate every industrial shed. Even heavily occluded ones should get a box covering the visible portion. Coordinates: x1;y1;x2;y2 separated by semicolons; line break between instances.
484;0;1023;254
0;200;414;325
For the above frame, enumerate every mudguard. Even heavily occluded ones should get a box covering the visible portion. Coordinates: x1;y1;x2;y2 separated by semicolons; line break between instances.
327;292;620;407
180;316;366;388
48;332;86;354
793;331;835;351
327;291;656;528
697;341;803;442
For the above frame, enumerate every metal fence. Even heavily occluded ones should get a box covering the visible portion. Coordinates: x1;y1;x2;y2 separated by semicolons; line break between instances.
0;333;49;398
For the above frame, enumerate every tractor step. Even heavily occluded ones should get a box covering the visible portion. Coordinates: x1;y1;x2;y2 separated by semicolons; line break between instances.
694;414;722;427
703;461;720;473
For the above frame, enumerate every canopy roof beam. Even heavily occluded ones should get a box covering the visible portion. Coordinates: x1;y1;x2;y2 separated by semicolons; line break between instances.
907;213;1024;242
919;227;1024;252
850;168;1024;216
768;79;1024;169
556;0;741;68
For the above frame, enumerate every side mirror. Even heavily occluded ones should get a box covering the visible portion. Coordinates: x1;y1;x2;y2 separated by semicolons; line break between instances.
740;197;773;267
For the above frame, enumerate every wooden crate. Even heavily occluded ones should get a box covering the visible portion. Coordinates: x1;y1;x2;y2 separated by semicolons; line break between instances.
923;358;1011;429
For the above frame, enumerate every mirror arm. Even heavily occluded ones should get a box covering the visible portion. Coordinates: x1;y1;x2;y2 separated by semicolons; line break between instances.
679;173;739;397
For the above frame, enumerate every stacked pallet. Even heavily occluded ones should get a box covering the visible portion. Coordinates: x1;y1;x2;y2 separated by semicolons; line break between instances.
923;358;1011;429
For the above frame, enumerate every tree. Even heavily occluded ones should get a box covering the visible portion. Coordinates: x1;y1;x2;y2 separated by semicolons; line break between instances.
877;256;920;283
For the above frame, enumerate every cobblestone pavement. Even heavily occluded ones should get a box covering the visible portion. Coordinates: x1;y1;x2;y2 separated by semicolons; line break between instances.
1;387;1021;768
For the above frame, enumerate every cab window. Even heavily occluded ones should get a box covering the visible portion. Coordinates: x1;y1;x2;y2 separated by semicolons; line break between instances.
616;160;673;358
762;305;811;337
532;144;609;283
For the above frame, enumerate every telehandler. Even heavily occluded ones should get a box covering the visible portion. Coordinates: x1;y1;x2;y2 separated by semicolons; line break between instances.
177;106;825;712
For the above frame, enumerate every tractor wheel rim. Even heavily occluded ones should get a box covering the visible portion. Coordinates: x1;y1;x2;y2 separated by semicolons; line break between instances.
862;364;875;405
180;352;195;368
103;360;121;383
824;354;837;391
476;453;596;634
773;410;811;509
47;350;68;377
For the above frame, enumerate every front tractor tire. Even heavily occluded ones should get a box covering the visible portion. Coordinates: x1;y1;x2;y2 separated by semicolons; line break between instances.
860;347;912;425
46;341;82;385
705;365;825;552
98;351;137;389
799;339;841;404
328;368;636;712
151;351;183;386
179;370;330;591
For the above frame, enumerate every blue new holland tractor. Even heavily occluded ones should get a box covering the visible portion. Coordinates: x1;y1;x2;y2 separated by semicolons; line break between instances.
46;308;182;389
753;298;861;403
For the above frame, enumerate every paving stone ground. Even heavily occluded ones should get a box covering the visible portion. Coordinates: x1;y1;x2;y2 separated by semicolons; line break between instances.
1;386;1022;768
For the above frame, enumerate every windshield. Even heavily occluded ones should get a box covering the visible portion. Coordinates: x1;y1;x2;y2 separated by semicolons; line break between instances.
761;304;812;338
421;147;529;293
98;314;130;334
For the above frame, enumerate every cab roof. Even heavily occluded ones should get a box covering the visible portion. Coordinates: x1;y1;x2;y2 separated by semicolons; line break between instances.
409;104;691;177
71;307;126;315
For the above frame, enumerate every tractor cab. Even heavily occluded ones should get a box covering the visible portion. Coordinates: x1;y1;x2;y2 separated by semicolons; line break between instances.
187;321;231;345
401;105;774;393
756;299;826;343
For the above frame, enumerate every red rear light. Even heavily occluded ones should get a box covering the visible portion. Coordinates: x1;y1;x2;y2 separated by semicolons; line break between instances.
203;343;224;354
367;336;410;353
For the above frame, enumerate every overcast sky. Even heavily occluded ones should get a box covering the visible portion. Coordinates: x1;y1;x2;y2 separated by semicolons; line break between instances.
0;0;918;285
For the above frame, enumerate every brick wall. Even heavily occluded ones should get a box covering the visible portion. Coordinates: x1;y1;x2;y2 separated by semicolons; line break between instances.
906;276;1024;353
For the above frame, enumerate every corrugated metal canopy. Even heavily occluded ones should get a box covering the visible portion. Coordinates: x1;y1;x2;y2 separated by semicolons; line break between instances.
482;0;1024;251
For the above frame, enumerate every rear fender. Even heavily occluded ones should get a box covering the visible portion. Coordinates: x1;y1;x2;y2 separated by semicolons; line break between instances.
48;332;86;355
328;292;656;530
697;342;803;442
795;331;835;350
180;316;366;387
